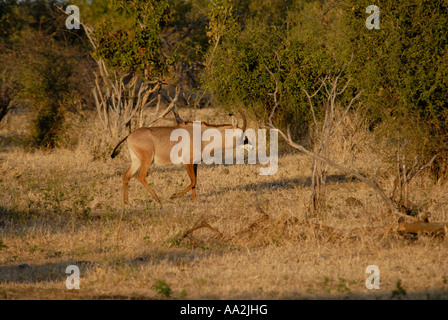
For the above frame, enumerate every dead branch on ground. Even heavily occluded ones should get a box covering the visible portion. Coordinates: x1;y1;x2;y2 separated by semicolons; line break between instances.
177;200;447;247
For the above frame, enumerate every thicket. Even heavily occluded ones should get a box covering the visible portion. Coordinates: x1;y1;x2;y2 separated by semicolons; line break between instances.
201;0;448;179
340;0;448;180
0;0;93;147
0;0;446;179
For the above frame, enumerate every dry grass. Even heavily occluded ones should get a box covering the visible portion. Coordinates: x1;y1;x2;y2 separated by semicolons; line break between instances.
0;108;447;300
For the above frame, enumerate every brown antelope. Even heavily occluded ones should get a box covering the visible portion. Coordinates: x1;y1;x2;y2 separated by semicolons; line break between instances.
111;113;249;204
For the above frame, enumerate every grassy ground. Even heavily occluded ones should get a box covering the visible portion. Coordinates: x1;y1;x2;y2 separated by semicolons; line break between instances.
1;109;447;300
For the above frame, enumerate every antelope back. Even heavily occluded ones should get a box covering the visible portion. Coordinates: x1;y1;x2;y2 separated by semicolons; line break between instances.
127;121;246;165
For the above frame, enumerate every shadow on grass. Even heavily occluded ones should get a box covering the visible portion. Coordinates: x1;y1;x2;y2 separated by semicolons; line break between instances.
0;132;30;151
0;248;218;286
0;261;87;284
199;174;357;197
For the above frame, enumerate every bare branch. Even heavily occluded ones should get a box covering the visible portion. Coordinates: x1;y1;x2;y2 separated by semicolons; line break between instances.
146;84;183;127
302;78;328;129
406;155;438;184
336;78;351;95
328;90;363;138
263;64;280;126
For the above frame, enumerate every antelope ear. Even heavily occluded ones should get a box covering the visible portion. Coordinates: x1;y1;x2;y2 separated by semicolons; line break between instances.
230;114;238;128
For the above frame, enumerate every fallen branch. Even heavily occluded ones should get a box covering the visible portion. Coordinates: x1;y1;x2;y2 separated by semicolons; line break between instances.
177;203;446;247
314;221;447;240
181;220;222;240
397;222;447;237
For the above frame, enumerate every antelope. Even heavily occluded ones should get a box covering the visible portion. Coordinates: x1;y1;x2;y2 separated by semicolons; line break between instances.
111;113;250;204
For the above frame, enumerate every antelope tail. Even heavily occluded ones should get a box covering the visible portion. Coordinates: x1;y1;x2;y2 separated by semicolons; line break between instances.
111;135;130;159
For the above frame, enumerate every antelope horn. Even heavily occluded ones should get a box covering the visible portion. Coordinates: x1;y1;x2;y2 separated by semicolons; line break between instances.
238;110;247;132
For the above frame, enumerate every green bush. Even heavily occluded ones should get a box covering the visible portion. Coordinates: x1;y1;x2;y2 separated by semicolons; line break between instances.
153;279;172;298
201;0;448;178
1;0;95;148
341;0;448;178
18;37;74;148
201;1;350;138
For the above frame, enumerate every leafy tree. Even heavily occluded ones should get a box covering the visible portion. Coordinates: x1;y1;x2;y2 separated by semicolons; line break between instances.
341;0;448;178
201;0;448;180
201;1;349;138
0;0;23;40
93;0;170;78
18;34;75;148
92;0;209;81
1;0;95;147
